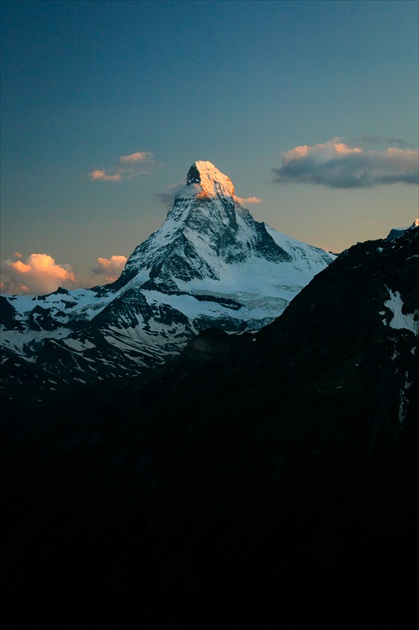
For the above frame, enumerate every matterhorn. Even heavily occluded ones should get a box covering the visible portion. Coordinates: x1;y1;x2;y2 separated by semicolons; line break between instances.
0;161;335;392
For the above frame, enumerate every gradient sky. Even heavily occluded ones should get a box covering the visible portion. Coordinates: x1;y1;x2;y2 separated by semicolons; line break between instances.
1;0;418;293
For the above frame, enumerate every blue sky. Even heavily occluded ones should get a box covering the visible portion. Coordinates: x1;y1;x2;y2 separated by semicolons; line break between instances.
1;0;418;293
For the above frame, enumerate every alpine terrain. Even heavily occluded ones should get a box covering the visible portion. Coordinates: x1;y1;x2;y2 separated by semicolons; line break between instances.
2;221;418;629
0;161;334;393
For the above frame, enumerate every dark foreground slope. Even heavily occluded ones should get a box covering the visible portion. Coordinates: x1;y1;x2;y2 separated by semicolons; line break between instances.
2;227;418;629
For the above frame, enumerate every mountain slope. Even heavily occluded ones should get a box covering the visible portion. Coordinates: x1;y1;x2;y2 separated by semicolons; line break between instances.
2;224;417;629
0;161;334;392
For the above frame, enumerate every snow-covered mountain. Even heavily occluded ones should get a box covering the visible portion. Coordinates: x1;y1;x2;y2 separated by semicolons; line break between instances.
2;200;418;630
0;161;335;391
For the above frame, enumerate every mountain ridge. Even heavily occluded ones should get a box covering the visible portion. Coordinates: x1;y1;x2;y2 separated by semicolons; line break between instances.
2;221;418;629
0;161;335;393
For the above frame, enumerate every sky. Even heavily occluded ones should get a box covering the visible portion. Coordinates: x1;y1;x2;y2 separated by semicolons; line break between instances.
1;0;418;294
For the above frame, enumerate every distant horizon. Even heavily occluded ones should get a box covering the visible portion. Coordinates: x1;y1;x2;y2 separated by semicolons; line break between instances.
1;0;418;294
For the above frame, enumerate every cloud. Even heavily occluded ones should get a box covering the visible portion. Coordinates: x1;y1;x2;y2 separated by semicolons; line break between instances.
234;196;263;205
89;151;157;182
155;181;186;209
90;169;122;182
359;135;416;150
119;151;152;163
156;183;263;210
1;253;77;295
156;192;176;209
91;255;127;283
272;138;419;189
1;252;129;294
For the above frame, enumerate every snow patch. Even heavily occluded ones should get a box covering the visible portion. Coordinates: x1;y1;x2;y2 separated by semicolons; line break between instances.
383;288;419;335
63;338;96;351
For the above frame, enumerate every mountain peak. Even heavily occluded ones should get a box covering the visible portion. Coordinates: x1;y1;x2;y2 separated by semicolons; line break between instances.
386;218;419;241
186;161;235;198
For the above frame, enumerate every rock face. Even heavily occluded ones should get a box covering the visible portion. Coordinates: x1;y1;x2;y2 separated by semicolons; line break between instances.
0;161;334;393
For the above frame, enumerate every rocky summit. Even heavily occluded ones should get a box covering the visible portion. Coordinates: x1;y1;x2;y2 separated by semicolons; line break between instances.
0;161;335;393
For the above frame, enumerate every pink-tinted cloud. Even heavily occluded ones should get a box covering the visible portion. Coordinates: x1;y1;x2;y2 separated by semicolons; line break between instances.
92;255;127;283
89;169;122;182
282;140;362;163
89;151;157;182
1;253;77;295
119;151;152;163
235;195;263;205
273;138;419;188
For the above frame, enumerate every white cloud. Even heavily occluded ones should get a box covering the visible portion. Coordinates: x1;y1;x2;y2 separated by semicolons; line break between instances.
91;255;127;283
1;253;77;295
273;138;419;188
89;151;157;182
